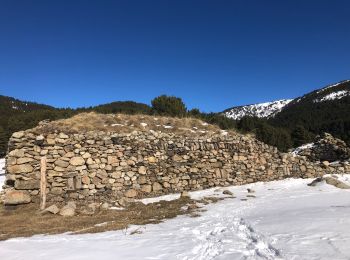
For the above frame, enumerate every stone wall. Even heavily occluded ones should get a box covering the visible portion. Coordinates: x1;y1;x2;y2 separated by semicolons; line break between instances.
3;128;350;205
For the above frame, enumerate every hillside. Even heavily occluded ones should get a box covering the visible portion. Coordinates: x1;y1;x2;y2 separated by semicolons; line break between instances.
0;96;151;156
223;80;350;147
269;80;350;144
223;99;293;120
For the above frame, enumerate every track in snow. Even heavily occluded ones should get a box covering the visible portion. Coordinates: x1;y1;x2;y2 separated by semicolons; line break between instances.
183;216;282;260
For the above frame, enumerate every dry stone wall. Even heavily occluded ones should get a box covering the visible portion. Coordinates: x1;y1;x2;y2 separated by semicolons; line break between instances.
3;128;350;205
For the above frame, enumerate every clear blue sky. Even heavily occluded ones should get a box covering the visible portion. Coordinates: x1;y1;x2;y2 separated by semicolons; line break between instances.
0;0;349;112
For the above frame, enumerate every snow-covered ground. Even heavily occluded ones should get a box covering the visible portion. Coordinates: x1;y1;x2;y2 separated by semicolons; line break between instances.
1;159;350;259
224;99;293;120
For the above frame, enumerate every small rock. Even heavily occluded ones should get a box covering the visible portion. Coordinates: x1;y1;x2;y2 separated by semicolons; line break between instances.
59;205;75;217
152;182;162;192
307;177;323;187
141;184;152;193
181;191;190;198
138;166;147;175
118;197;134;207
247;188;255;193
69;157;85;166
101;202;110;210
222;190;233;195
12;131;24;139
322;161;330;167
125;189;138;198
43;205;60;214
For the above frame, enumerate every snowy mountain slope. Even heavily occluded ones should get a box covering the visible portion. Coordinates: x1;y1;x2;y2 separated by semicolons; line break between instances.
223;99;293;120
223;80;350;120
1;175;350;260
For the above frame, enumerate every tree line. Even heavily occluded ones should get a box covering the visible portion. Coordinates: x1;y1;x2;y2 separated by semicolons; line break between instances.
1;94;348;156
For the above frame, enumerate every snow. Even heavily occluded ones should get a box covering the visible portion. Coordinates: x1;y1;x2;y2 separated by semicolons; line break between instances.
140;123;148;127
163;125;173;129
290;143;314;156
1;172;350;260
224;99;293;120
316;80;350;94
314;90;350;103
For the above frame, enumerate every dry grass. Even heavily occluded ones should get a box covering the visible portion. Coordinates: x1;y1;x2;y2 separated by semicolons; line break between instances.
0;198;196;241
37;112;231;137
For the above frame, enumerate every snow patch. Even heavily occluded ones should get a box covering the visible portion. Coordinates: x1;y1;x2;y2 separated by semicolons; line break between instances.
314;90;350;103
316;80;350;94
225;99;293;120
291;143;314;156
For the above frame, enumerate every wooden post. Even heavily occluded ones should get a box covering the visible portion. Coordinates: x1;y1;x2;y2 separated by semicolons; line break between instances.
40;156;47;210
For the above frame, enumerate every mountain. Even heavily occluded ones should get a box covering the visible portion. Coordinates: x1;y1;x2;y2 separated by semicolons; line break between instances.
223;99;293;120
223;80;350;147
269;80;350;144
223;80;350;121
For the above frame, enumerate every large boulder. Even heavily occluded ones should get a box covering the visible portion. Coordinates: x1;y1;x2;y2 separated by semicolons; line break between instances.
4;190;31;205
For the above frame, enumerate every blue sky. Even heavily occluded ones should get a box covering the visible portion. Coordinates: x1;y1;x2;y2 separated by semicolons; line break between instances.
0;0;349;112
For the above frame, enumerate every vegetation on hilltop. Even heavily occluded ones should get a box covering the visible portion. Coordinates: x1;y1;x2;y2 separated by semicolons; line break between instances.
1;86;349;156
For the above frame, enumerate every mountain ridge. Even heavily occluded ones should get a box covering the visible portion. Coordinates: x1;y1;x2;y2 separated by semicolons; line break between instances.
223;79;350;120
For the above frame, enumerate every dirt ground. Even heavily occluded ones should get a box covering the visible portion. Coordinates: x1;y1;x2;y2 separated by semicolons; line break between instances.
0;197;203;241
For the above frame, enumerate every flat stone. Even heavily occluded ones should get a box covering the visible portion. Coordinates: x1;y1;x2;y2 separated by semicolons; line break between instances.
152;182;162;192
148;156;157;163
9;149;25;158
15;179;40;190
16;157;34;164
43;205;60;214
12;131;25;139
4;190;31;205
55;159;70;168
141;184;152;193
8;164;34;174
69;157;85;166
59;133;69;139
138;166;147;175
125;189;138;198
107;156;118;165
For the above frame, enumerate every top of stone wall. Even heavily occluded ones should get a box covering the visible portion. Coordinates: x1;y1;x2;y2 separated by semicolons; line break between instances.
31;112;227;137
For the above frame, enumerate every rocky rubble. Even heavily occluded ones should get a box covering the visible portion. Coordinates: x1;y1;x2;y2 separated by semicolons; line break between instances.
296;133;350;162
2;120;350;207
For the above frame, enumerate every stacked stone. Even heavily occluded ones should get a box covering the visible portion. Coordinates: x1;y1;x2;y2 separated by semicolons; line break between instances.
298;133;350;162
3;128;350;205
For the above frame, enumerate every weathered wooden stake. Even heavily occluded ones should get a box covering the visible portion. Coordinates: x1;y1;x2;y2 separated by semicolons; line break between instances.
40;156;47;210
